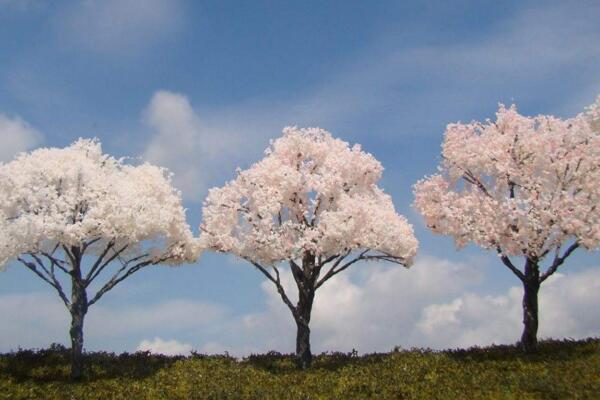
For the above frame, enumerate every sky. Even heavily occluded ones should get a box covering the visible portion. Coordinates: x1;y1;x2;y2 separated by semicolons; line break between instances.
1;0;599;356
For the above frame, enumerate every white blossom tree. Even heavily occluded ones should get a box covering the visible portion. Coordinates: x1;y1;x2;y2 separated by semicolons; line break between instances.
414;97;600;352
0;139;199;379
200;127;418;368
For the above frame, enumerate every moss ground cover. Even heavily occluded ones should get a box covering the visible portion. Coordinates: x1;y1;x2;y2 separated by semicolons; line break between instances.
1;339;599;399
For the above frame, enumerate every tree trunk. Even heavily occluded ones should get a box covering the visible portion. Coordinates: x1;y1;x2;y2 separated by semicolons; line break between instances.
292;254;317;370
69;304;86;380
520;259;540;353
295;296;313;370
69;247;88;380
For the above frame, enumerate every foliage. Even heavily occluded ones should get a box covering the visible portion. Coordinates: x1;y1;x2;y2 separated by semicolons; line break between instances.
413;97;600;351
199;127;418;367
413;97;600;259
0;138;198;269
1;339;599;399
200;126;418;266
0;138;199;378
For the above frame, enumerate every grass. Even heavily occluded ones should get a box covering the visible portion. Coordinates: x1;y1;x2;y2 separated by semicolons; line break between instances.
1;339;599;399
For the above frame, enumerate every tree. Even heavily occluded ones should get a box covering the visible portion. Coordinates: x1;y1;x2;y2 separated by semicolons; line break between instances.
0;139;198;379
199;127;418;369
414;97;600;352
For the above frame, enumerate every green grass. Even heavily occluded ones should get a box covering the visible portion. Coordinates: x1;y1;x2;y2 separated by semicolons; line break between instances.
1;339;599;399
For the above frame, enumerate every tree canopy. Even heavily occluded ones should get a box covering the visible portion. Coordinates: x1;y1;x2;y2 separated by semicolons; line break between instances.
414;99;600;266
200;127;418;268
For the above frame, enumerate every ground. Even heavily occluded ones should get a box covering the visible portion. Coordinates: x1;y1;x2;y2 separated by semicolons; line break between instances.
1;339;599;399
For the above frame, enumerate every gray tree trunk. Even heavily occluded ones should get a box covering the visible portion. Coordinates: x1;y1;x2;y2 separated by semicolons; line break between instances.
69;247;88;380
292;254;317;370
520;259;540;353
295;287;314;370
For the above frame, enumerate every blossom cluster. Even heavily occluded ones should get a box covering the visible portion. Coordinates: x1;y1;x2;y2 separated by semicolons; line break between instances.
200;127;418;265
0;139;198;268
414;97;600;258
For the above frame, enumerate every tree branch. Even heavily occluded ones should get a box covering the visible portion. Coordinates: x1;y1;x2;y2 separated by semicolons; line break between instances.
358;254;408;264
247;259;298;319
289;259;303;284
82;237;102;252
85;242;128;285
48;257;70;309
464;172;492;198
318;254;339;268
540;242;580;283
40;252;70;275
18;257;53;286
87;254;153;307
271;266;299;319
315;250;366;289
27;253;53;279
62;245;76;265
18;256;70;309
497;248;525;281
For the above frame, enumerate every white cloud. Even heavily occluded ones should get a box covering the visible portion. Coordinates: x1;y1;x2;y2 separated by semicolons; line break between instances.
142;90;249;200
226;256;485;354
132;3;600;205
279;2;600;138
137;337;192;356
211;258;600;355
0;292;227;353
131;4;600;205
2;259;599;355
86;299;227;338
55;0;183;53
0;113;42;162
153;2;600;154
415;269;600;349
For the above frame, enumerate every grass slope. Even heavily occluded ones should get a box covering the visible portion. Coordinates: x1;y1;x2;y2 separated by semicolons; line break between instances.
1;339;599;399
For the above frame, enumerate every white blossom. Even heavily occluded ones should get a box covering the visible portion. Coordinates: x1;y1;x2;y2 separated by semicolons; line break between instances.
414;99;600;259
0;138;199;269
200;127;418;266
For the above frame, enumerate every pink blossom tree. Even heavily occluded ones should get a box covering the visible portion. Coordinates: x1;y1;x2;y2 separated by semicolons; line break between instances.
0;139;199;379
200;127;418;368
414;97;600;352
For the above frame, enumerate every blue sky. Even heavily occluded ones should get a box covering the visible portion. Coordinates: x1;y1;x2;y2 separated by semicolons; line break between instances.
1;0;599;356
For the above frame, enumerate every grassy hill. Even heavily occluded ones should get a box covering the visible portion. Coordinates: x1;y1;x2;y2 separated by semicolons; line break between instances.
1;339;599;399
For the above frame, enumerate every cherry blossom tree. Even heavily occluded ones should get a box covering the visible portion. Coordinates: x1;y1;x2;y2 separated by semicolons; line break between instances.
200;127;418;369
0;139;199;379
414;97;600;352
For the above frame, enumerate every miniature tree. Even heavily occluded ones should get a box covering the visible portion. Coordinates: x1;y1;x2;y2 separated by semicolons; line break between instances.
414;97;600;352
200;127;418;368
0;139;198;379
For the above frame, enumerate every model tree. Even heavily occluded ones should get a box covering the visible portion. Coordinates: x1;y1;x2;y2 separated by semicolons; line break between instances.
414;98;600;352
0;139;198;379
200;127;418;368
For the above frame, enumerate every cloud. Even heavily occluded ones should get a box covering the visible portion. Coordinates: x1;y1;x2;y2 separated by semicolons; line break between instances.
223;256;485;354
0;113;43;162
55;0;183;54
0;293;227;353
137;337;192;356
142;90;250;200
2;258;599;355
131;3;600;205
208;258;600;355
415;268;600;348
169;2;600;151
280;2;600;139
86;299;227;339
128;3;600;209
